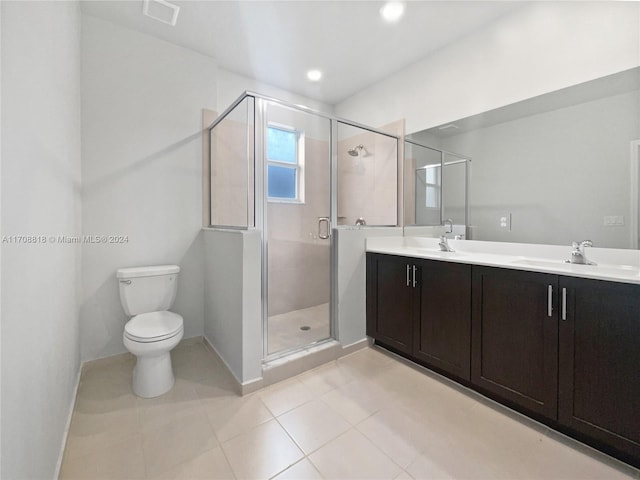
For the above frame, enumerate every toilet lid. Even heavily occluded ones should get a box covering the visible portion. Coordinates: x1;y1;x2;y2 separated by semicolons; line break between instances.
124;311;183;343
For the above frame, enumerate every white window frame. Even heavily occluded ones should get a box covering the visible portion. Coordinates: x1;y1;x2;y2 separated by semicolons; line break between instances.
423;163;441;209
266;123;305;204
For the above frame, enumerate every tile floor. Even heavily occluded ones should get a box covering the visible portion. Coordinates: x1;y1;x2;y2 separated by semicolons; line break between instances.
60;342;640;479
268;303;330;354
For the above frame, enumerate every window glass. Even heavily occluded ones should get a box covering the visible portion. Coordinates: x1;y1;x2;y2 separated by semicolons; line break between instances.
267;127;297;164
268;165;297;199
267;125;303;201
424;165;441;208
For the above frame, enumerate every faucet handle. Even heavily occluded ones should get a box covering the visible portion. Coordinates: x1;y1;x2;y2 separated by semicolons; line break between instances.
572;240;593;251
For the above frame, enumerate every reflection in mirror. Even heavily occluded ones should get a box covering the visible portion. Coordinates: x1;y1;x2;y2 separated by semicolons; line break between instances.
442;152;469;239
405;141;441;226
404;140;469;238
408;67;640;249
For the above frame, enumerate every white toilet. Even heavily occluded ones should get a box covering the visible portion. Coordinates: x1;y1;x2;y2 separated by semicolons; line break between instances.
116;265;184;398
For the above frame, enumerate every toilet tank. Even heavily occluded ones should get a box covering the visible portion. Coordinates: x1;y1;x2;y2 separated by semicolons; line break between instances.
116;265;180;316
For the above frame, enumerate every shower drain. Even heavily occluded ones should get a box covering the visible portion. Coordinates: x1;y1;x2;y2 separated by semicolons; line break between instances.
300;326;311;331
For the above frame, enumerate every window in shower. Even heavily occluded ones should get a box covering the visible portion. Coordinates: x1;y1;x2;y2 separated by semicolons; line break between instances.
424;164;441;208
267;125;305;203
265;104;331;357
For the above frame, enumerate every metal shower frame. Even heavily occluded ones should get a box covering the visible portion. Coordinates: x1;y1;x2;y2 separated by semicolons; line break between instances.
403;138;471;233
207;91;401;361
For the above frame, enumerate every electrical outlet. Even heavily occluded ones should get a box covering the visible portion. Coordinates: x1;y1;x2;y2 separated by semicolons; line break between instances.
499;213;512;231
603;215;624;226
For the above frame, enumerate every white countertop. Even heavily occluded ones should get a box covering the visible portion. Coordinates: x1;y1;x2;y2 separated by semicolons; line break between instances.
366;236;640;285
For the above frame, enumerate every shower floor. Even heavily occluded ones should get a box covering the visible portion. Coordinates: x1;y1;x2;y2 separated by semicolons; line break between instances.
268;303;330;355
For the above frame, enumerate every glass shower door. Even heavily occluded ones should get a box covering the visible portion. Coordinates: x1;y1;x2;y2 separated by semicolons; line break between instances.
264;102;332;356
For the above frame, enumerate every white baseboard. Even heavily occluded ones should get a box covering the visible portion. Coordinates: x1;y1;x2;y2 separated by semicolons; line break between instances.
202;335;245;395
54;365;82;479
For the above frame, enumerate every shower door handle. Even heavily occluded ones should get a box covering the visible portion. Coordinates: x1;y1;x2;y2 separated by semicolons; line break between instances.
318;217;330;239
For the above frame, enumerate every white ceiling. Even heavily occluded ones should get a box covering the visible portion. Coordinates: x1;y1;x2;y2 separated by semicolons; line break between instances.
80;1;525;105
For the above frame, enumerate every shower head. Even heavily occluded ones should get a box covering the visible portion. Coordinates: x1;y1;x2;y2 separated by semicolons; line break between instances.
348;145;364;157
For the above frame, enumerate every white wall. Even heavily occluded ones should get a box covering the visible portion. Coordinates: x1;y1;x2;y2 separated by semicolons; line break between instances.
1;2;82;478
336;227;402;347
80;15;217;360
335;2;640;134
203;230;243;379
442;90;640;248
217;69;333;115
0;5;4;477
203;229;261;385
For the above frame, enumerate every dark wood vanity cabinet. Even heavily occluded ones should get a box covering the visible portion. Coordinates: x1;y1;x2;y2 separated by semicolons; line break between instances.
471;267;559;419
367;254;640;467
366;253;418;355
415;259;471;381
366;253;471;380
558;276;640;462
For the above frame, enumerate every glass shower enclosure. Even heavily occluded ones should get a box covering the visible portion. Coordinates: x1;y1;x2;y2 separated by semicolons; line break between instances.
208;92;399;359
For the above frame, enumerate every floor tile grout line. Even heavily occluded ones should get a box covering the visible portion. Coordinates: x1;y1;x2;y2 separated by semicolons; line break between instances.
62;344;640;480
214;441;239;480
271;414;311;475
274;400;353;459
207;396;276;445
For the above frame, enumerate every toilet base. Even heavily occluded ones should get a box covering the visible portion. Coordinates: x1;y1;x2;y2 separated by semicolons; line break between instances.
132;352;175;398
123;324;183;398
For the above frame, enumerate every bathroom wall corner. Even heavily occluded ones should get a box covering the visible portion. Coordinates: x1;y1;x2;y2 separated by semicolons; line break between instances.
80;14;216;361
335;227;403;346
2;2;82;477
54;368;82;479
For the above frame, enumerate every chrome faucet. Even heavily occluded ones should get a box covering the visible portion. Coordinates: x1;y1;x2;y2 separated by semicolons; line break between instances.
443;218;453;234
565;240;597;265
439;235;454;252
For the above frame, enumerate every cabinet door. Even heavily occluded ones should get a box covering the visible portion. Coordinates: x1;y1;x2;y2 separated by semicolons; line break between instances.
366;253;418;354
559;277;640;460
414;259;471;381
471;266;558;419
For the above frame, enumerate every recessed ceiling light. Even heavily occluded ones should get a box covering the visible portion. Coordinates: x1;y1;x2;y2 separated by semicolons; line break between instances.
380;1;405;23
307;69;323;82
143;0;180;27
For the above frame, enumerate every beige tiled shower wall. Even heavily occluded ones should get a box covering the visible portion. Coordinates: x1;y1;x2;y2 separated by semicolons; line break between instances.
210;110;254;227
210;114;402;315
268;137;330;316
337;121;401;227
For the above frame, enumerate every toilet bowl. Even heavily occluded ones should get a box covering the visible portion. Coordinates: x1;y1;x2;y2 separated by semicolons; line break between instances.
117;265;184;398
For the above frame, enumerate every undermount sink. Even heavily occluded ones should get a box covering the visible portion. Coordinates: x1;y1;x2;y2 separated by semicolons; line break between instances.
414;248;466;257
512;257;640;276
511;258;567;269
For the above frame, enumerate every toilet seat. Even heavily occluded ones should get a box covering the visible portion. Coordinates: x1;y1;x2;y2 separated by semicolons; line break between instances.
124;311;183;343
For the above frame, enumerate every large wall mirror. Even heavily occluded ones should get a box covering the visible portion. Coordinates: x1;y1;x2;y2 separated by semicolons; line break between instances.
404;141;469;238
407;66;640;249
